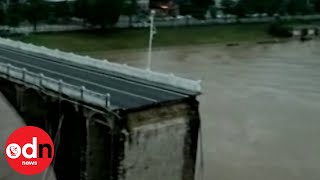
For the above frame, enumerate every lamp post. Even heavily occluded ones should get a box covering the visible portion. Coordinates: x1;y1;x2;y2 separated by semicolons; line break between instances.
146;9;156;71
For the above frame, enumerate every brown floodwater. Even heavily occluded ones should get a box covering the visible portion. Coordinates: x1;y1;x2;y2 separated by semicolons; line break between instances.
1;40;320;180
106;40;320;180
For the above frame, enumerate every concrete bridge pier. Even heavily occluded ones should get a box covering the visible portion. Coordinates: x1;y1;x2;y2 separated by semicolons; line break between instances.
0;79;119;180
1;77;201;180
84;112;116;180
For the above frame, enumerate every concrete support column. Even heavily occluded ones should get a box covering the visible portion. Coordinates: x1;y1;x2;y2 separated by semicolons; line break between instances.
14;86;25;112
84;113;115;180
53;103;84;180
182;99;200;180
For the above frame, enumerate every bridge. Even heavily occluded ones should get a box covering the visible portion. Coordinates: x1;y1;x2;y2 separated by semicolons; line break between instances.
0;38;202;180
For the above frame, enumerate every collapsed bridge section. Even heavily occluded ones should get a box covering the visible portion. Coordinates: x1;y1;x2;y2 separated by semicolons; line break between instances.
0;37;202;180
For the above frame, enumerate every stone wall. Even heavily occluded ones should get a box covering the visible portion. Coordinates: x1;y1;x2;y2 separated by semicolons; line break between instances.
120;101;200;180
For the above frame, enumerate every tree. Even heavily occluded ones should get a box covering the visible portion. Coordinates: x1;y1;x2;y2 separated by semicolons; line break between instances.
5;2;24;27
193;0;215;7
233;0;248;17
269;0;285;15
122;0;138;27
209;5;217;18
0;5;5;24
314;0;320;13
220;0;236;14
179;3;193;16
229;0;287;16
52;1;72;21
24;0;49;31
287;0;313;15
75;0;124;29
74;0;88;20
190;0;215;19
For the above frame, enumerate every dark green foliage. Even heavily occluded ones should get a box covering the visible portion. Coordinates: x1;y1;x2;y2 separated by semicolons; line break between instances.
52;1;73;21
209;5;217;18
314;0;320;12
122;0;138;27
233;0;248;17
122;0;138;16
191;0;214;8
221;0;236;14
234;0;283;15
190;0;214;19
179;3;193;16
192;7;207;19
24;0;49;31
74;0;88;19
6;2;24;27
0;5;5;24
75;0;124;29
268;22;293;37
287;0;313;15
229;0;316;16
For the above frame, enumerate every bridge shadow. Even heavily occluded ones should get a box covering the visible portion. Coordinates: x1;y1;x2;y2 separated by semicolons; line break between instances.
1;79;126;180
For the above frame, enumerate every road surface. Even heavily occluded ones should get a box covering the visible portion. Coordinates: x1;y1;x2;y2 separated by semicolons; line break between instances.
0;45;194;110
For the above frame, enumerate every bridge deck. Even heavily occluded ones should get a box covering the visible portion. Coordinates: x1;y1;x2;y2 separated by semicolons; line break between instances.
0;45;196;110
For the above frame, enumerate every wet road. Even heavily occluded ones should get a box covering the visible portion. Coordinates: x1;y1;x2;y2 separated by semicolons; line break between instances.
106;40;320;180
0;45;194;110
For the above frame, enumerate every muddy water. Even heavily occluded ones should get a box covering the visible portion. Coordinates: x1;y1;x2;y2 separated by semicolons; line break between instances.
106;40;320;180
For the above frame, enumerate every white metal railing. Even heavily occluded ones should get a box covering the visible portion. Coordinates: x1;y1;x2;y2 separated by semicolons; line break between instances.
0;62;112;109
0;37;202;93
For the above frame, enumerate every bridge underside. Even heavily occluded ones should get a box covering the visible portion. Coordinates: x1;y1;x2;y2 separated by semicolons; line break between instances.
0;78;200;180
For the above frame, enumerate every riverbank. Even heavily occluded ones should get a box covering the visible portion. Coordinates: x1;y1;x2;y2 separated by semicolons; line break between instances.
13;24;279;58
100;40;320;180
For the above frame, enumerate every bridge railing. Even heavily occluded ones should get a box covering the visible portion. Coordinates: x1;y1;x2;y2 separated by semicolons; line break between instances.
0;62;112;110
0;37;201;93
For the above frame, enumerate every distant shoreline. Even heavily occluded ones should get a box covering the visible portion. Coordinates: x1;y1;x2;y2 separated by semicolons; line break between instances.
10;24;319;59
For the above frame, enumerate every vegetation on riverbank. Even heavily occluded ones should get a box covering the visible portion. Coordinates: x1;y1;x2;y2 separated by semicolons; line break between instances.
14;24;275;57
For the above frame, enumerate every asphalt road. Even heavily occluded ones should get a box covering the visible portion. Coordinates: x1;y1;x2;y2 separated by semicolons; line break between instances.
0;45;192;110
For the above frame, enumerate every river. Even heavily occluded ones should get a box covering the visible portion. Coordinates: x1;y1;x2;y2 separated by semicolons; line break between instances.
106;40;320;180
1;40;320;180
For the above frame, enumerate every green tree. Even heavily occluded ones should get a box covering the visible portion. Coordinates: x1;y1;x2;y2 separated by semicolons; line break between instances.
24;0;49;31
209;5;217;18
74;0;88;20
0;5;5;24
235;0;287;15
179;3;193;16
287;0;313;15
314;0;320;13
122;0;137;27
220;0;236;14
233;0;248;17
52;1;72;21
5;2;24;27
192;0;215;8
75;0;124;29
190;0;215;19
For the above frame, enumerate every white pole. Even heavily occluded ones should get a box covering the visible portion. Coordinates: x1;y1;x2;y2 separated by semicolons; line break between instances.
146;10;156;71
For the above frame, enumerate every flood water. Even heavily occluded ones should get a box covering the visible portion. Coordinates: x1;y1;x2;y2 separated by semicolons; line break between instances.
1;40;320;180
107;40;320;180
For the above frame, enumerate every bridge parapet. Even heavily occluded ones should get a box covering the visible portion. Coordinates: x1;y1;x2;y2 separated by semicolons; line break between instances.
0;62;112;110
0;37;201;93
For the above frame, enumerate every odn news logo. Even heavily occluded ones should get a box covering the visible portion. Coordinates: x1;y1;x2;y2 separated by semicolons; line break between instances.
4;126;54;175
